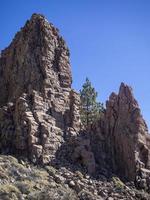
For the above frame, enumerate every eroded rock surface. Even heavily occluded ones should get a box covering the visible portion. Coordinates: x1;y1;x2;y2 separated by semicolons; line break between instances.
0;13;81;164
105;83;150;180
91;83;150;182
1;13;150;197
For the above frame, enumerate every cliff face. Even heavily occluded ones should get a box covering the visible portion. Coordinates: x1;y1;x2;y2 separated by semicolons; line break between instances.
0;13;150;186
104;83;150;180
0;14;81;164
90;83;150;181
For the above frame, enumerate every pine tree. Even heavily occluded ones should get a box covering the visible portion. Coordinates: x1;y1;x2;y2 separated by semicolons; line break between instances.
80;77;104;128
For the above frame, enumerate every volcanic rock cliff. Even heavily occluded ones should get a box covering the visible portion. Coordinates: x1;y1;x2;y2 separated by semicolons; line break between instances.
105;83;150;180
0;14;150;198
90;83;150;183
0;13;81;164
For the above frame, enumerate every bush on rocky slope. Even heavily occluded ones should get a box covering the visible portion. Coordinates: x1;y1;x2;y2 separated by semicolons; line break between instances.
0;155;150;200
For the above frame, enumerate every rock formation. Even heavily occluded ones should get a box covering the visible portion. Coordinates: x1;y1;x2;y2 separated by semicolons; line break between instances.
90;83;150;182
0;13;81;164
0;13;150;193
105;83;150;181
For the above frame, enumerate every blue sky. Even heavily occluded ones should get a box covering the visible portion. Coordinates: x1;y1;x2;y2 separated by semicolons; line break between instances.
0;0;150;129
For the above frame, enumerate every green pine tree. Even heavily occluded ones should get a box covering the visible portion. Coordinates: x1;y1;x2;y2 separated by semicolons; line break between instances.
80;77;104;128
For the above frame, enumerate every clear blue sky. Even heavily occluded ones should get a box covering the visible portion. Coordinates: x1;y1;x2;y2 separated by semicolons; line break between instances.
0;0;150;129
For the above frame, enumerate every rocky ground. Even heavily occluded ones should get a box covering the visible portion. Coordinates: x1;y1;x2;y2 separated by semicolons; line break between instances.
0;155;150;200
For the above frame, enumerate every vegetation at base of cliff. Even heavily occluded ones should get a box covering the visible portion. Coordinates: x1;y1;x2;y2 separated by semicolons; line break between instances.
0;155;149;200
80;77;104;128
112;176;125;189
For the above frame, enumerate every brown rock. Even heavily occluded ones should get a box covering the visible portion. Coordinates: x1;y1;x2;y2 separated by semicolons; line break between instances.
1;13;150;184
93;83;150;181
73;137;96;174
0;13;81;164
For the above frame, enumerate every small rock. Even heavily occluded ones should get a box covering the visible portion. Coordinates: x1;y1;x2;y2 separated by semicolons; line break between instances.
69;180;75;187
107;197;114;200
54;175;65;184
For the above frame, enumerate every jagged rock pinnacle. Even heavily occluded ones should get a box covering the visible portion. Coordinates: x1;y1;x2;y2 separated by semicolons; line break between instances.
0;14;80;164
0;13;72;106
91;82;150;181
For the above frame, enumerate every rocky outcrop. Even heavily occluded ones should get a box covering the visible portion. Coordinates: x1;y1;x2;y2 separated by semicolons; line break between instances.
1;13;150;191
91;83;150;181
0;13;81;164
105;83;150;180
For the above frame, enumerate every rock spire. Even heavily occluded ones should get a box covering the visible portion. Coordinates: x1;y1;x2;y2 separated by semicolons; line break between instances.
0;13;81;164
